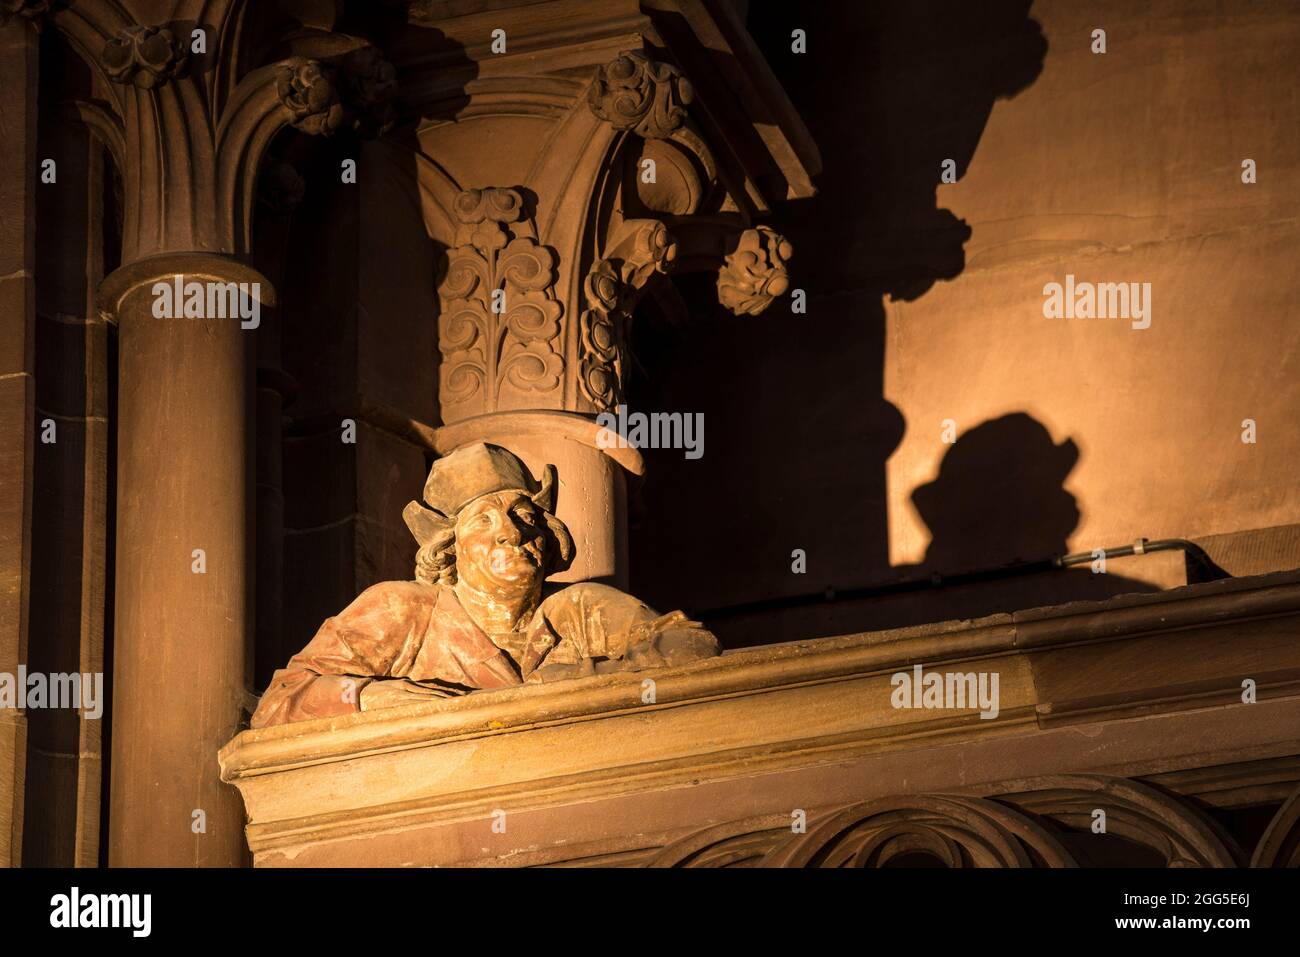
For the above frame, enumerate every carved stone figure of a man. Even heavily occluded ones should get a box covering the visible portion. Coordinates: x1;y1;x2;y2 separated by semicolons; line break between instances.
251;443;720;727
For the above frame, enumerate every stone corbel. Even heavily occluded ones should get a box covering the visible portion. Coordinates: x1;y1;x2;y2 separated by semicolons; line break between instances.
584;50;793;325
411;37;805;423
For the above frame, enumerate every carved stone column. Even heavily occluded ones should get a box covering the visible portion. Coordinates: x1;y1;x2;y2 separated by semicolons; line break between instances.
98;254;267;867
46;2;395;865
0;6;39;867
402;10;818;587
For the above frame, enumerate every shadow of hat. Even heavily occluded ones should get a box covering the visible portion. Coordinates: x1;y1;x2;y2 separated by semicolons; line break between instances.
911;413;1079;529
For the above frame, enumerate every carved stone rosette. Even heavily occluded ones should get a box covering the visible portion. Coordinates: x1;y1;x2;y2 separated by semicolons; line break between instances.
587;50;694;140
277;49;396;137
578;220;677;412
101;25;188;89
436;188;566;422
717;226;793;316
277;59;346;135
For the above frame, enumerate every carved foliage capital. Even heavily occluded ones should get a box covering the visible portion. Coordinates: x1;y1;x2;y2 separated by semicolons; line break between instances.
101;25;188;89
588;51;694;140
717;226;792;316
437;188;564;421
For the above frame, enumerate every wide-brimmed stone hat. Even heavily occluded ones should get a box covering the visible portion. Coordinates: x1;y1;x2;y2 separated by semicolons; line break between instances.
403;443;556;545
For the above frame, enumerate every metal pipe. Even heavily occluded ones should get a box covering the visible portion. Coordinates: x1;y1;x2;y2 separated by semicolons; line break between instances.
1055;538;1228;581
695;537;1229;621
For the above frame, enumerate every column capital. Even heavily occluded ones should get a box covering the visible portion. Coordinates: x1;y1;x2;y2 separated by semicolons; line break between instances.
403;7;818;418
47;4;397;261
97;252;274;322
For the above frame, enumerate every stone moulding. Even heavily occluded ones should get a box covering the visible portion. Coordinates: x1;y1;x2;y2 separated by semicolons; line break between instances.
219;569;1300;866
1252;782;1300;867
96;254;276;322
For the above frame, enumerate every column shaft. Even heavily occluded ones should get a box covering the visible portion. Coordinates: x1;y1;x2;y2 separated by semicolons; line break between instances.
104;263;262;866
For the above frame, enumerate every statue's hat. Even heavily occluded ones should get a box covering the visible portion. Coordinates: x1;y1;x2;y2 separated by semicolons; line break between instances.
403;443;556;545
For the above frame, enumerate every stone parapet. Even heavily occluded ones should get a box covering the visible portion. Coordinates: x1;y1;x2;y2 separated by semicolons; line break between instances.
220;569;1300;866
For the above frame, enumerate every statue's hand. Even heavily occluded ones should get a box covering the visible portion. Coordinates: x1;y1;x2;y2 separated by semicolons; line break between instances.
525;612;720;684
359;678;455;711
622;640;669;671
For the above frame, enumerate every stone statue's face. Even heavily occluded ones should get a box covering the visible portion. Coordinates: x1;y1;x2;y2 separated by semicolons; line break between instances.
454;490;548;597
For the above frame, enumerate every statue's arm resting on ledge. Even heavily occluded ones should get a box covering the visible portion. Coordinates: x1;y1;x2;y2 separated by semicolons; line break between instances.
251;584;445;728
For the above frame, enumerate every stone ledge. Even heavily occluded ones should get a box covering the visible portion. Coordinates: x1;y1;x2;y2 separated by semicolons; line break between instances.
219;568;1300;865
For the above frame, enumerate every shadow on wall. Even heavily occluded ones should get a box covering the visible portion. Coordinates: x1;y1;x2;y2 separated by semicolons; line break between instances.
748;0;1049;300
897;412;1158;600
629;1;1055;643
911;413;1082;572
693;411;1160;649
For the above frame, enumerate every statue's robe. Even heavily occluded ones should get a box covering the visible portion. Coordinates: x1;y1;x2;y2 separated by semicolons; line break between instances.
251;580;716;728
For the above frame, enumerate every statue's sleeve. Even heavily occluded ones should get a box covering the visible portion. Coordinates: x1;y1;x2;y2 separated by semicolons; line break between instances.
250;583;418;728
535;583;720;674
